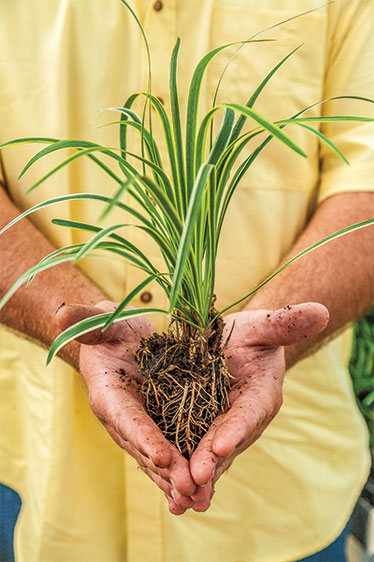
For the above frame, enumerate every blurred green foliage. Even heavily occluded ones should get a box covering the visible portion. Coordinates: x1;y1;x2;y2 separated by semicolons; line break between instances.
349;308;374;444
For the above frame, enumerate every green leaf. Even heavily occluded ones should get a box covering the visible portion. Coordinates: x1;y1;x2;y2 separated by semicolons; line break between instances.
102;275;156;331
24;145;125;193
207;108;236;167
203;167;217;312
107;105;163;173
99;175;140;221
280;115;374;125
26;243;85;286
212;3;333;110
294;123;349;164
169;37;186;215
224;103;307;157
216;109;373;239
0;193;156;238
73;224;130;263
47;307;166;364
52;218;157;272
118;0;154;173
146;94;182;213
0;137;58;151
113;94;186;217
195;106;224;172
216;219;374;319
168;163;214;315
185;39;273;193
140;175;183;235
26;241;157;287
19;139;105;179
227;45;303;145
0;253;79;310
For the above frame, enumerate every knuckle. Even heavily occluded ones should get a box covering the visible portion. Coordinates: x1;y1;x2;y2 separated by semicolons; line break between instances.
97;300;117;311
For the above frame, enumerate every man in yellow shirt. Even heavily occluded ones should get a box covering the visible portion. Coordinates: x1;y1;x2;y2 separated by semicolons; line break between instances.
0;1;373;561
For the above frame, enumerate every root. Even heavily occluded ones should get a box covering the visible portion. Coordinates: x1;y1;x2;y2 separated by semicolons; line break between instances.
137;307;231;458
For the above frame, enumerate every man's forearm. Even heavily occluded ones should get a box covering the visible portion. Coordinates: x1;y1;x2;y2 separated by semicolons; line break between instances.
0;187;108;369
245;192;374;369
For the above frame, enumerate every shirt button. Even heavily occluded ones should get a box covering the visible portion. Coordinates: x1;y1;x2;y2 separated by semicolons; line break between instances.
153;0;163;12
140;291;153;303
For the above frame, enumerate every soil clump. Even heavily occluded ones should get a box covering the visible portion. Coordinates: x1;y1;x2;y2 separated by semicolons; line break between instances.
137;311;231;458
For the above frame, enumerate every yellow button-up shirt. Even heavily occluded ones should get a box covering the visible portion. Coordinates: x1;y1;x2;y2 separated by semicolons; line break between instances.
0;1;373;561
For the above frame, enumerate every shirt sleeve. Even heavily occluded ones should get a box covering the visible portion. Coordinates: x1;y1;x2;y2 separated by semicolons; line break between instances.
317;0;374;203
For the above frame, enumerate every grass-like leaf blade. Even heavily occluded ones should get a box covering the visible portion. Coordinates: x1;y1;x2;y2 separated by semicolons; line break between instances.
216;219;374;319
168;163;214;315
224;103;307;157
102;275;156;331
47;307;166;364
169;37;186;214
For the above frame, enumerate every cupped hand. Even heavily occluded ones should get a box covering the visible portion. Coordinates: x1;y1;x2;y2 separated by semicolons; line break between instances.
56;301;209;515
189;303;329;512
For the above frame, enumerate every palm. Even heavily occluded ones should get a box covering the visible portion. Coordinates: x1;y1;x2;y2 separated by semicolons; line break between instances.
190;303;329;509
57;301;202;514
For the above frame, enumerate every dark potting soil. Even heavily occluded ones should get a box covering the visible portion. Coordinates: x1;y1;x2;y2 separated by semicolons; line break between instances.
137;313;231;459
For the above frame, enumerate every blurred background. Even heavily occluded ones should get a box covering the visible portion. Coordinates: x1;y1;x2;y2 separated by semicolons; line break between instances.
347;307;374;562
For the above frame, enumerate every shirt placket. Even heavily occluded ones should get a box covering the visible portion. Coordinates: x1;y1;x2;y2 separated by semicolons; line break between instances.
124;2;177;562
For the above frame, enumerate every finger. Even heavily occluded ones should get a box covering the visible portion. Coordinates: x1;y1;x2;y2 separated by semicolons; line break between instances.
239;303;329;347
105;424;190;506
190;394;260;479
212;386;280;457
170;489;195;509
132;454;194;511
192;496;211;513
190;448;217;486
166;495;186;516
167;450;197;496
137;454;195;502
141;466;193;513
191;484;216;512
112;399;173;468
140;465;172;496
105;423;168;478
84;362;197;488
56;302;126;344
210;456;235;486
104;424;172;492
190;484;212;502
88;382;173;469
109;400;197;495
189;416;225;485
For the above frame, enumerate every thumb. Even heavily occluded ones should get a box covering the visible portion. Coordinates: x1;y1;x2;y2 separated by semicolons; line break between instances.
238;302;329;347
56;301;123;345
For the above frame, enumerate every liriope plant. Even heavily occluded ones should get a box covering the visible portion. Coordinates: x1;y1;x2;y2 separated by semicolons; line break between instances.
0;2;373;457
